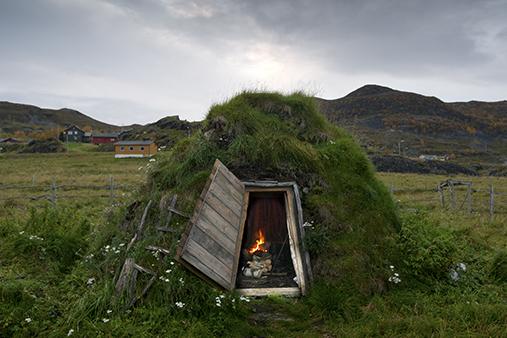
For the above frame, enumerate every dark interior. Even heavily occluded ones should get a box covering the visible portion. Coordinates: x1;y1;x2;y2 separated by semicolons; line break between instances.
236;191;298;289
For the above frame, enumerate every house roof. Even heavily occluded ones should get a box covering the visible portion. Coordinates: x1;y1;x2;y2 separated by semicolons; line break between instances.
115;140;154;146
63;125;84;132
92;132;120;138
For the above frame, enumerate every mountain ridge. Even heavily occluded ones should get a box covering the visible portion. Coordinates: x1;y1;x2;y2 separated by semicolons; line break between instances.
0;101;120;133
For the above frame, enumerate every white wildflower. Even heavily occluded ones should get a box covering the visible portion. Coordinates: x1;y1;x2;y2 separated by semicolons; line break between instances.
67;329;74;336
165;269;172;274
458;263;467;271
106;309;112;314
179;277;184;285
239;296;250;302
175;301;185;308
170;261;175;265
102;318;110;323
19;231;25;235
25;318;32;323
389;265;394;269
119;243;125;247
149;158;156;162
449;269;459;281
388;276;401;284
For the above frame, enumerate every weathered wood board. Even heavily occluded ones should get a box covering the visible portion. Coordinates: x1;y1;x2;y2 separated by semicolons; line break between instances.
178;159;245;290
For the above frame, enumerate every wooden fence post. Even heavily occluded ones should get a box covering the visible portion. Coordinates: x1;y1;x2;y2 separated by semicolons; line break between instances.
50;179;57;206
109;175;115;203
438;185;445;208
449;181;456;209
466;183;472;214
489;184;494;221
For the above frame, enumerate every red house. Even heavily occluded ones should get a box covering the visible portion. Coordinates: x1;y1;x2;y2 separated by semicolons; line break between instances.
91;132;120;145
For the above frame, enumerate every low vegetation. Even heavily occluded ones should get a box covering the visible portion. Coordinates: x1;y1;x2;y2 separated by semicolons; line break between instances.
1;93;506;337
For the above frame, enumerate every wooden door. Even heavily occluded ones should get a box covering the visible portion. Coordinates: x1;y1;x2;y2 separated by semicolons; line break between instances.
178;159;246;290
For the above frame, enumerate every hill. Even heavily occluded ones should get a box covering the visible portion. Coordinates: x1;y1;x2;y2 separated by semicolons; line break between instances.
119;115;201;147
0;101;119;133
315;85;507;170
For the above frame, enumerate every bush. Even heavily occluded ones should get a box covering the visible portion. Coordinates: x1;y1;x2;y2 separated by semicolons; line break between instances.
396;212;458;284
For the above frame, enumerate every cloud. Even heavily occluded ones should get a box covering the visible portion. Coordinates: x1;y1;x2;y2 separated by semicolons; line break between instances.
1;0;506;125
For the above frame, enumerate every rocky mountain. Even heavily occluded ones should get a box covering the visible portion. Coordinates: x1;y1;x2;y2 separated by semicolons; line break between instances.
315;85;507;168
0;101;119;133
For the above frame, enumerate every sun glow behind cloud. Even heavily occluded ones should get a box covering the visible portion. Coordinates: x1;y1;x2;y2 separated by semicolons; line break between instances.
0;0;506;124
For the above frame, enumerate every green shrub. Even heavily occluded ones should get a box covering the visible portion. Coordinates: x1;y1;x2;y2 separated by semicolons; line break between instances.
397;212;458;284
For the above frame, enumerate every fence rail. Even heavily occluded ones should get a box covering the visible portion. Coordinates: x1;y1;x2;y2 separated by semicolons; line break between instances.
0;177;136;204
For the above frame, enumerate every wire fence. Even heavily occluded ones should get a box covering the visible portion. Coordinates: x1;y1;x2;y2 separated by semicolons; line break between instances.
1;177;506;220
390;181;507;221
0;176;136;205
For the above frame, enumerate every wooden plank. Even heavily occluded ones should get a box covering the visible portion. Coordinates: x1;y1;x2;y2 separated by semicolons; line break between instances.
292;183;313;287
190;226;234;267
194;215;236;254
216;161;243;187
285;189;307;295
145;245;171;255
182;240;232;288
167;206;190;218
231;191;250;287
207;189;241;219
199;204;238;243
237;287;300;297
208;180;242;210
177;159;245;290
244;181;296;188
213;171;243;205
164;194;178;227
182;251;230;289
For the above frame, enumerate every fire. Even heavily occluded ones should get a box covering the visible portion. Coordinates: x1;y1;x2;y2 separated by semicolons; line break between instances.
248;229;268;254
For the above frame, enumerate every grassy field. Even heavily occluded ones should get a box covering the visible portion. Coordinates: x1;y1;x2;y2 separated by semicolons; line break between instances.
0;144;147;221
1;149;506;337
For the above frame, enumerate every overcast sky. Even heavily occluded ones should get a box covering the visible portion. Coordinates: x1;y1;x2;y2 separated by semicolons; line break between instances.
1;0;506;125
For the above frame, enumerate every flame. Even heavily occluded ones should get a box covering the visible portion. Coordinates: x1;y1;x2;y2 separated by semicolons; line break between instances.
248;229;268;254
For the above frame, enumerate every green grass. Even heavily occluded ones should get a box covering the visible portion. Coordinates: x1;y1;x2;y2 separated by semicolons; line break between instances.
0;150;506;337
1;93;506;336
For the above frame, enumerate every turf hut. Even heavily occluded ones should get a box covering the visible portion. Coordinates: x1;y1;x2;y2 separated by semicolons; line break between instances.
177;159;312;296
147;91;399;298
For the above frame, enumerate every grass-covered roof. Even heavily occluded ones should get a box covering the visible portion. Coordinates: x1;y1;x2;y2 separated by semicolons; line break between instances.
150;91;399;293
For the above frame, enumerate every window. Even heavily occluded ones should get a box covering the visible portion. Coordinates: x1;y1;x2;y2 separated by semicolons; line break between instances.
140;146;145;151
120;146;125;151
129;146;134;151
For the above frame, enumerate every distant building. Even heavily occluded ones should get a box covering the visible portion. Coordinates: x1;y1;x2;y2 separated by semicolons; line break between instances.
419;154;449;162
91;132;120;144
114;140;157;158
83;132;92;143
60;125;85;142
